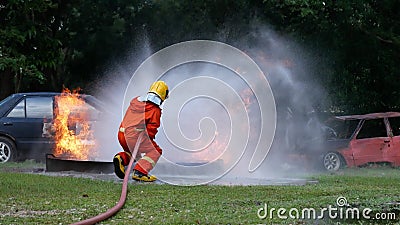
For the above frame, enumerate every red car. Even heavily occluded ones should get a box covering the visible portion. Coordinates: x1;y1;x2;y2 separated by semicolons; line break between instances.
322;112;400;171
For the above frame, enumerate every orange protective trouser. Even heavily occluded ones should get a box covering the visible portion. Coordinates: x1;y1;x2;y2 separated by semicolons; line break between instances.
117;126;162;175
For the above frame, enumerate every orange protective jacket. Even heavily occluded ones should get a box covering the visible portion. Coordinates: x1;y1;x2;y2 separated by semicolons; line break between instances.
121;97;161;140
118;97;162;174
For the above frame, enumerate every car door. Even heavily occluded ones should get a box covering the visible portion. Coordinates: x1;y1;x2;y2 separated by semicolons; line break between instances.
386;117;400;166
3;96;54;159
350;118;390;166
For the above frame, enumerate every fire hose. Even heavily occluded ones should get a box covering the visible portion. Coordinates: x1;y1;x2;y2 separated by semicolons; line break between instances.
71;132;144;225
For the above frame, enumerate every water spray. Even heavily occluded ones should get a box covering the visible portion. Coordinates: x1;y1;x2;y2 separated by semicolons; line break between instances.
70;132;144;225
93;36;323;185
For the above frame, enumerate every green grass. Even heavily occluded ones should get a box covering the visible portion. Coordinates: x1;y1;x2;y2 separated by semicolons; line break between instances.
0;160;45;169
0;162;399;224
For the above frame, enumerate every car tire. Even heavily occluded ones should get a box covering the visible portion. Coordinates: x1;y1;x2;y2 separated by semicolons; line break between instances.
0;137;17;163
323;152;343;172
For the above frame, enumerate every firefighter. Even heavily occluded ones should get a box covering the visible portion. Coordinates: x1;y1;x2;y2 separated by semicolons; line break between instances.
113;81;168;182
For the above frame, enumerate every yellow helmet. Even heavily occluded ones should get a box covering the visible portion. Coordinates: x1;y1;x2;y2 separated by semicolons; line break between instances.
149;81;169;101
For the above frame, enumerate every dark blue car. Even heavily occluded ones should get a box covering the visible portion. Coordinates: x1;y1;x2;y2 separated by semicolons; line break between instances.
0;92;105;163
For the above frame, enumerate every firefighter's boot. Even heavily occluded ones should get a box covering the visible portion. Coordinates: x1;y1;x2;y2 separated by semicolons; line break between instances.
132;169;157;182
113;152;131;179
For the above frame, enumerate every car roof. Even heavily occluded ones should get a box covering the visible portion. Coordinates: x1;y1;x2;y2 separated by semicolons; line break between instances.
336;112;400;120
10;92;96;98
0;92;108;117
12;92;60;96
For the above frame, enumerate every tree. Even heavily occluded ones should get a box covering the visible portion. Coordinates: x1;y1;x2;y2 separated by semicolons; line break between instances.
259;0;400;113
0;0;64;98
2;0;399;116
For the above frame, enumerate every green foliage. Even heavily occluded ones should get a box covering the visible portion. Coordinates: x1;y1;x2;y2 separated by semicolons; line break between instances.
260;0;400;113
0;0;63;92
1;0;399;114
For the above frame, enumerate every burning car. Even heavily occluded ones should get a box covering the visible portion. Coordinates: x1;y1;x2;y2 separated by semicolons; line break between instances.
0;90;106;163
321;112;400;171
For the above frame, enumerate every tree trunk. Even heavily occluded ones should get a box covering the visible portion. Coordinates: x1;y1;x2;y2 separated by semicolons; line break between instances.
0;69;15;100
15;72;22;93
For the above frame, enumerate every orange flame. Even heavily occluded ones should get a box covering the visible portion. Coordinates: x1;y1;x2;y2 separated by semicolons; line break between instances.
53;88;97;160
189;132;228;163
240;88;253;110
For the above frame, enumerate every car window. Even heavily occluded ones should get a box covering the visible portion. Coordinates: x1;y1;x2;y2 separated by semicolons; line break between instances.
388;117;400;136
84;103;101;121
326;119;359;139
68;101;101;121
26;97;53;119
356;119;387;139
7;100;25;118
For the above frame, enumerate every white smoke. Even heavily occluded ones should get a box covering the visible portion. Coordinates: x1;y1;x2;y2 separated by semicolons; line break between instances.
91;25;327;185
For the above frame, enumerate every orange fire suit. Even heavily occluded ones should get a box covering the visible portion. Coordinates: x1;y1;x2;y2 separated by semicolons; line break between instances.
117;97;162;175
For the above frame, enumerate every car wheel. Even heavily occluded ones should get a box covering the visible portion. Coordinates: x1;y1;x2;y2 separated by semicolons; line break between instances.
0;137;16;163
323;152;342;172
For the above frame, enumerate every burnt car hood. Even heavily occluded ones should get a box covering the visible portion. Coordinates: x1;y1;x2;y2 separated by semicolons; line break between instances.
324;138;351;152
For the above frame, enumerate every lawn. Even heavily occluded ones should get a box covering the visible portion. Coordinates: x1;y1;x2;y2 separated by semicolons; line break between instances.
0;162;399;224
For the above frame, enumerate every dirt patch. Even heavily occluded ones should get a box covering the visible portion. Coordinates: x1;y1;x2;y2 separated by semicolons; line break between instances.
1;161;316;185
0;167;45;173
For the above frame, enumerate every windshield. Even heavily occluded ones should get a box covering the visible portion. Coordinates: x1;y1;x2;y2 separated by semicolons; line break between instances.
83;95;113;115
326;119;360;139
0;95;15;107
